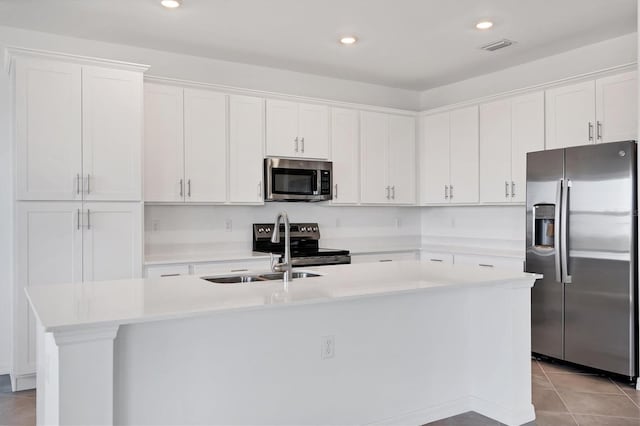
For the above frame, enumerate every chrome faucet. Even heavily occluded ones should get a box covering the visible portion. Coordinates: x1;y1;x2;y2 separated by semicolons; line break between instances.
270;211;293;282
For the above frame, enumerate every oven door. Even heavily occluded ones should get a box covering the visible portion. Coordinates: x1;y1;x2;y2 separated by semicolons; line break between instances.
264;158;332;201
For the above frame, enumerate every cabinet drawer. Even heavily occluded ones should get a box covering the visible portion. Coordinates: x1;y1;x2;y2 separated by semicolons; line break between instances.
351;251;419;264
191;259;270;275
454;254;523;272
145;264;190;278
421;251;454;265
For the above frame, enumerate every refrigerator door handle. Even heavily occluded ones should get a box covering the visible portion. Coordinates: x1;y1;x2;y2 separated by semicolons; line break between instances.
555;179;563;283
561;179;572;283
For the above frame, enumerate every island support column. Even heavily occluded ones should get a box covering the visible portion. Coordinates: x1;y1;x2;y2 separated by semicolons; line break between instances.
37;325;120;426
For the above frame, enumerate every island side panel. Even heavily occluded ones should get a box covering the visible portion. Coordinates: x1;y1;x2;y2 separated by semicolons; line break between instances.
114;289;474;425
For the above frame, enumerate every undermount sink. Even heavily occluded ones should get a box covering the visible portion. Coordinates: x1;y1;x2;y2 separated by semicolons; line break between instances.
203;271;321;284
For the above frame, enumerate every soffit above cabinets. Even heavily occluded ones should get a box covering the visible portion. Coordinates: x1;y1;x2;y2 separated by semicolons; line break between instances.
0;0;635;91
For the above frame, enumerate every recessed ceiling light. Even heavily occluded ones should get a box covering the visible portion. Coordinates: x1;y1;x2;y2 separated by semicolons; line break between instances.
161;0;182;9
476;21;494;30
340;36;358;45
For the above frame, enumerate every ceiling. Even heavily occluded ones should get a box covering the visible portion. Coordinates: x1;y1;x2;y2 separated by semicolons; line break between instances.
0;0;636;90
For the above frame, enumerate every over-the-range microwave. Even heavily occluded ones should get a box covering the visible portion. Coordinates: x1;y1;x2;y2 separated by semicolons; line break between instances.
264;158;332;202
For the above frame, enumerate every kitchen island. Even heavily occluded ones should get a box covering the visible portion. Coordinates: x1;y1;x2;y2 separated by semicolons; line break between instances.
26;260;539;426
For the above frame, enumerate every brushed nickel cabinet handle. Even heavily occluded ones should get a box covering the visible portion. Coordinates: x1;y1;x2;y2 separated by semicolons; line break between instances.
294;137;299;152
77;208;81;230
511;181;515;198
179;179;183;197
505;181;509;198
87;209;91;230
449;185;454;199
430;258;444;262
86;174;91;194
445;185;449;200
588;122;594;141
386;186;390;200
301;137;305;153
597;121;602;140
334;183;338;199
77;174;81;195
257;182;262;199
391;185;395;200
187;179;191;198
479;264;494;268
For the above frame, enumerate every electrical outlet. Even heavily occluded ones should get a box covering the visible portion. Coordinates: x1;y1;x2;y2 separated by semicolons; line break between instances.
225;219;232;232
321;335;335;359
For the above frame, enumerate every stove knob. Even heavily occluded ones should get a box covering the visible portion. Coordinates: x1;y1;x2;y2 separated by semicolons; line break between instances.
300;227;306;232
266;227;271;233
258;227;264;233
312;227;318;232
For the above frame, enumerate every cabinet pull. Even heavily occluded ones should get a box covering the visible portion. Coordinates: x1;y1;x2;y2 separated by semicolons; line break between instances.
505;181;509;198
597;121;602;141
257;182;262;199
511;181;515;198
86;174;91;194
230;269;249;273
294;137;299;152
429;258;444;262
479;264;494;268
179;179;183;197
160;274;180;277
588;122;594;141
445;185;449;200
77;208;81;230
386;186;390;199
301;137;305;153
187;179;191;198
391;185;395;200
334;183;338;199
87;209;91;230
76;174;81;195
450;185;454;199
379;259;393;262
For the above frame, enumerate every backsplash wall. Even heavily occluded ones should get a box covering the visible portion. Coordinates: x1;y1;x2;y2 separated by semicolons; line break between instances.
145;204;422;256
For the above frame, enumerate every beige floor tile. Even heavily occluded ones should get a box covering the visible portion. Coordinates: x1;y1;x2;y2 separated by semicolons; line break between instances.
533;372;554;390
532;360;544;375
538;360;594;375
547;373;622;395
558;390;640;418
534;412;577;426
573;414;640;426
0;395;36;426
533;388;569;413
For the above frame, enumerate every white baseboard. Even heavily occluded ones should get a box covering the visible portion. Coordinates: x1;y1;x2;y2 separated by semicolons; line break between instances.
0;365;10;376
10;372;36;392
471;396;536;426
366;397;472;425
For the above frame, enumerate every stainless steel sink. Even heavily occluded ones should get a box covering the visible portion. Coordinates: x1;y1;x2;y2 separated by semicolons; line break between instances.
203;271;321;284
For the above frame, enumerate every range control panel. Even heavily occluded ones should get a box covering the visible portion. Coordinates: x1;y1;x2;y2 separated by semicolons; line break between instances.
253;223;320;241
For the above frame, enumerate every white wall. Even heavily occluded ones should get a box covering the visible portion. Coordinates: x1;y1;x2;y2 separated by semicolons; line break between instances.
0;45;11;374
145;204;421;256
420;32;638;110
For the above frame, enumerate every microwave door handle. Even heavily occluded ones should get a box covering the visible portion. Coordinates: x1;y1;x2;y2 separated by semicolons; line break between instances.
312;171;318;194
554;180;562;283
561;179;572;283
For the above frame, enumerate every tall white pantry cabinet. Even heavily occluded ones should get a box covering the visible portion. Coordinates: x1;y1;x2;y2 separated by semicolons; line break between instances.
7;49;147;391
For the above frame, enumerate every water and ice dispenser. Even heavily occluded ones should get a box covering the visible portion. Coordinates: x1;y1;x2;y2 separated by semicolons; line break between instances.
533;204;555;248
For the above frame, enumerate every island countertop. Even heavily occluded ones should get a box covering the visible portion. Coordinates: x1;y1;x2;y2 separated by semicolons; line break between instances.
26;260;540;333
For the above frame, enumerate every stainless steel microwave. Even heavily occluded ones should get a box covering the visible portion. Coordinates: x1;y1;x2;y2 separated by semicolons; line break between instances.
264;158;332;202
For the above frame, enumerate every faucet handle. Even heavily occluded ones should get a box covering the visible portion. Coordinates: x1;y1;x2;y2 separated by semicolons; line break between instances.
270;253;279;271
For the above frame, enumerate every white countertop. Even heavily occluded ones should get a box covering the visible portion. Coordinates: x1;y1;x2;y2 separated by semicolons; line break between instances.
26;261;539;334
144;251;271;265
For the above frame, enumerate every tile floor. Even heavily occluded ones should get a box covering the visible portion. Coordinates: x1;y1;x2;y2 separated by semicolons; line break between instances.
2;359;640;426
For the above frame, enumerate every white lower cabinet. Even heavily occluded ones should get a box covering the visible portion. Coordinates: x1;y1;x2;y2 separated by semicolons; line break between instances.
421;251;454;265
13;201;142;388
350;251;419;264
454;253;524;272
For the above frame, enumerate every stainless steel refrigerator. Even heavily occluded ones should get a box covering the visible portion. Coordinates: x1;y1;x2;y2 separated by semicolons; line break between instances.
526;140;638;378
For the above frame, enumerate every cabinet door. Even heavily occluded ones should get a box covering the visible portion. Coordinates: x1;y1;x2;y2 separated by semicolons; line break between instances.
184;89;227;203
360;111;389;204
15;58;82;200
82;202;142;282
351;251;419;264
545;81;595;149
144;84;185;202
82;67;142;201
265;100;299;157
229;95;265;203
420;112;450;204
454;253;523;272
596;71;637;143
511;91;545;203
388;115;416;204
480;100;512;203
331;108;360;204
449;106;479;203
15;202;83;375
298;103;329;159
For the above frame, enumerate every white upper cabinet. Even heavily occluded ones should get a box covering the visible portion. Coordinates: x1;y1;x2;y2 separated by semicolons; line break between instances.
15;57;82;201
388;115;416;204
361;112;416;205
546;72;637;150
330;108;360;204
596;71;637;143
449;106;479;204
420;112;450;204
546;81;596;149
144;84;228;203
229;95;265;204
12;55;145;202
480;92;544;203
266;100;329;159
82;66;143;201
183;89;227;203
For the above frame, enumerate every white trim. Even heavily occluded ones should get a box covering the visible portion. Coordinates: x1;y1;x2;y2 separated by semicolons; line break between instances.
145;75;419;116
10;372;35;392
52;325;119;345
4;46;150;74
420;62;637;116
366;397;471;425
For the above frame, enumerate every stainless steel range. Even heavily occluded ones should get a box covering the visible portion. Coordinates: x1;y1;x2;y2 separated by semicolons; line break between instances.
253;222;350;267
